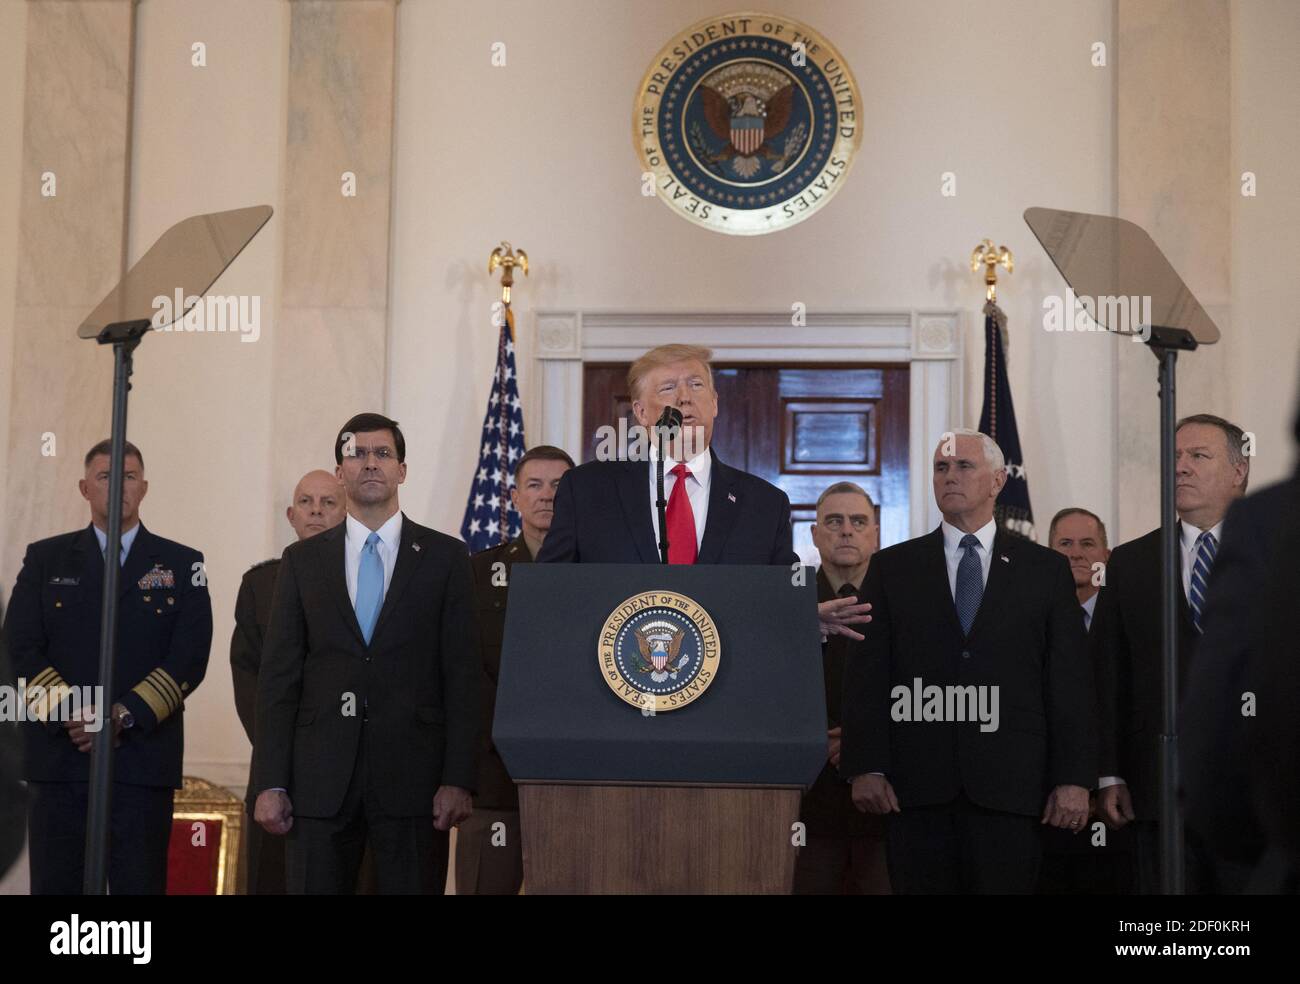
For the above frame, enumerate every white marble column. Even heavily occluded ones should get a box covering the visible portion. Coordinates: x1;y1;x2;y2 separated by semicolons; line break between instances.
1115;0;1231;541
2;0;136;587
273;0;398;498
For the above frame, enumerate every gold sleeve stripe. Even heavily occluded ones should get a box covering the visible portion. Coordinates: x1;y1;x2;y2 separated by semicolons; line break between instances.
29;666;60;691
148;669;184;710
25;669;71;722
132;677;172;723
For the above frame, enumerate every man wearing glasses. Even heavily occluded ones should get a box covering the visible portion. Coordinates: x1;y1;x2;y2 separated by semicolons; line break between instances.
252;412;479;894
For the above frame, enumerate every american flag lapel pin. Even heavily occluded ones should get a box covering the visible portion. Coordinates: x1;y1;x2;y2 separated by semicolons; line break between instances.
727;492;736;503
412;543;421;552
1000;554;1010;563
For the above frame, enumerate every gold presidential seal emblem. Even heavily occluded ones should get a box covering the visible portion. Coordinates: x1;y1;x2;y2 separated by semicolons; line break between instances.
598;591;721;712
634;12;862;235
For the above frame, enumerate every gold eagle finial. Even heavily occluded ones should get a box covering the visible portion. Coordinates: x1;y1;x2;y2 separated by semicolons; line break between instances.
970;239;1014;303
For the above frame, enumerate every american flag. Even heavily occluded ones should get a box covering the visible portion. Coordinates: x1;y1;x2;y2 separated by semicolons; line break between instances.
460;308;525;551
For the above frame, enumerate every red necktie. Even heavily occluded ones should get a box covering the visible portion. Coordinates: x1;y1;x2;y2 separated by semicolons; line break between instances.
666;463;698;564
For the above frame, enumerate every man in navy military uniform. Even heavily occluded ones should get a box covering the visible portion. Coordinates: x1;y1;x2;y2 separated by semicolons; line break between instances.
3;439;213;894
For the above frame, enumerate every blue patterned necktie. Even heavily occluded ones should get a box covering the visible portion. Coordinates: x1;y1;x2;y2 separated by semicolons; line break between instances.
355;531;384;644
1188;530;1218;634
955;533;984;635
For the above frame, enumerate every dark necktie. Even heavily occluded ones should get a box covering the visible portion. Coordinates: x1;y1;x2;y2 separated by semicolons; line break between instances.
1188;530;1217;633
955;533;983;635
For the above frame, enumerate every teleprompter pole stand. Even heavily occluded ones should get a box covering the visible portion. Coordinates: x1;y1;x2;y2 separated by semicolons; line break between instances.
83;317;151;894
1148;323;1198;896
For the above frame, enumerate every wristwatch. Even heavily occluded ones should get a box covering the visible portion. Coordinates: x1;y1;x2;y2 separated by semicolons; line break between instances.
114;704;135;731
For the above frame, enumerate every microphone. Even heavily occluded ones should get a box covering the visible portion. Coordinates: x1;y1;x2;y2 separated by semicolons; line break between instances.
656;405;683;434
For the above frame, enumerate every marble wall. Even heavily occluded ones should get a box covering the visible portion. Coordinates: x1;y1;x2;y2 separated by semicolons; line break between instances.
1;0;135;587
275;0;396;503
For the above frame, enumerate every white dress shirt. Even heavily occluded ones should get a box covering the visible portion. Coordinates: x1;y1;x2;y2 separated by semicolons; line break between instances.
940;518;997;600
648;446;712;553
1180;519;1224;603
93;522;140;566
344;511;402;606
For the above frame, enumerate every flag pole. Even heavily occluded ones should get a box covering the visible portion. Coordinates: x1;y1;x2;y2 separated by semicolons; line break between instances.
972;238;1036;540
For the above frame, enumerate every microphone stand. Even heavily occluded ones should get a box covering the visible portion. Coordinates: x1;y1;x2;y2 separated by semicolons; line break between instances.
656;422;670;564
654;407;682;564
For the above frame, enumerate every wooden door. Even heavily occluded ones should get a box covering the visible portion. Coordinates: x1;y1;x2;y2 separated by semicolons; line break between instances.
581;363;909;561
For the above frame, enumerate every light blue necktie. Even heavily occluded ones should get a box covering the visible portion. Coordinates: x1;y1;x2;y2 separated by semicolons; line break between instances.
1188;530;1217;634
355;532;384;644
955;533;983;636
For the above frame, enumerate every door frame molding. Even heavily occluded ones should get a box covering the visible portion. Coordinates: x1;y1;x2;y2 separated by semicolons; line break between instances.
531;310;964;537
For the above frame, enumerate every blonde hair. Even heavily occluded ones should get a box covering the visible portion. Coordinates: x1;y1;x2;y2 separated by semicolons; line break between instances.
627;344;714;401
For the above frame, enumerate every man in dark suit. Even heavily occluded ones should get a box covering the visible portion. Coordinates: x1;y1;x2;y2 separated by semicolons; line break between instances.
841;429;1095;894
1094;413;1249;893
4;439;213;894
1181;459;1297;892
252;413;479;894
537;344;870;641
1036;507;1132;894
794;481;890;895
231;468;345;894
457;444;574;895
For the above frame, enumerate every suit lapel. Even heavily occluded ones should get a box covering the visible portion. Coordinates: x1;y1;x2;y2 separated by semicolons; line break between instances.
1175;522;1196;633
617;461;659;563
923;527;966;640
118;524;155;598
370;514;427;644
697;449;739;565
967;528;1014;640
325;524;366;647
76;525;104;600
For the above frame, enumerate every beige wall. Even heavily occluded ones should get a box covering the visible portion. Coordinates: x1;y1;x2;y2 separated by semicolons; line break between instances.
389;0;1118;541
0;0;1296;892
1230;0;1300;481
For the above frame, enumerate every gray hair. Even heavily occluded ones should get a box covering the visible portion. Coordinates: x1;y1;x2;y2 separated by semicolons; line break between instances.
938;428;1005;471
815;481;876;516
1177;413;1250;493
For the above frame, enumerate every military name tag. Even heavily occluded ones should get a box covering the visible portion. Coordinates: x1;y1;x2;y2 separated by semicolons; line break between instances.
598;591;721;712
634;11;862;235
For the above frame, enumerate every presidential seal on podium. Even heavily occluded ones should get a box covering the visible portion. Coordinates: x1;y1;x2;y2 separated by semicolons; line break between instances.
598;591;722;712
634;12;862;235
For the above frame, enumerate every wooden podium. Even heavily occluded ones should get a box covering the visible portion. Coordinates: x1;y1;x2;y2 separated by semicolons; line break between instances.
519;785;802;894
495;565;825;895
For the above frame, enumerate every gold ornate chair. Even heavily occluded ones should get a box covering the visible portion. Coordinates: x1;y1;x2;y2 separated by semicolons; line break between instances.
166;776;243;895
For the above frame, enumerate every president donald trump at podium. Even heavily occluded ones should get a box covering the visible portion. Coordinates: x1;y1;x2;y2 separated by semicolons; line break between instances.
538;344;868;641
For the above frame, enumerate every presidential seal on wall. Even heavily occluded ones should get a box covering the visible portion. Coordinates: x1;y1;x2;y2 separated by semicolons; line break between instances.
634;12;862;235
598;591;721;712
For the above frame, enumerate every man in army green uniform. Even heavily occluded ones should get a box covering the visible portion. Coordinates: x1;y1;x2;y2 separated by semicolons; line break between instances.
230;469;344;893
456;445;574;895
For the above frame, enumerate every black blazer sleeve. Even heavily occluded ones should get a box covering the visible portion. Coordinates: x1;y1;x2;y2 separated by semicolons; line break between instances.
839;553;892;780
536;470;577;563
1091;579;1125;781
254;547;305;793
229;572;261;744
1181;495;1270;862
439;544;481;790
768;490;797;566
1043;552;1097;789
